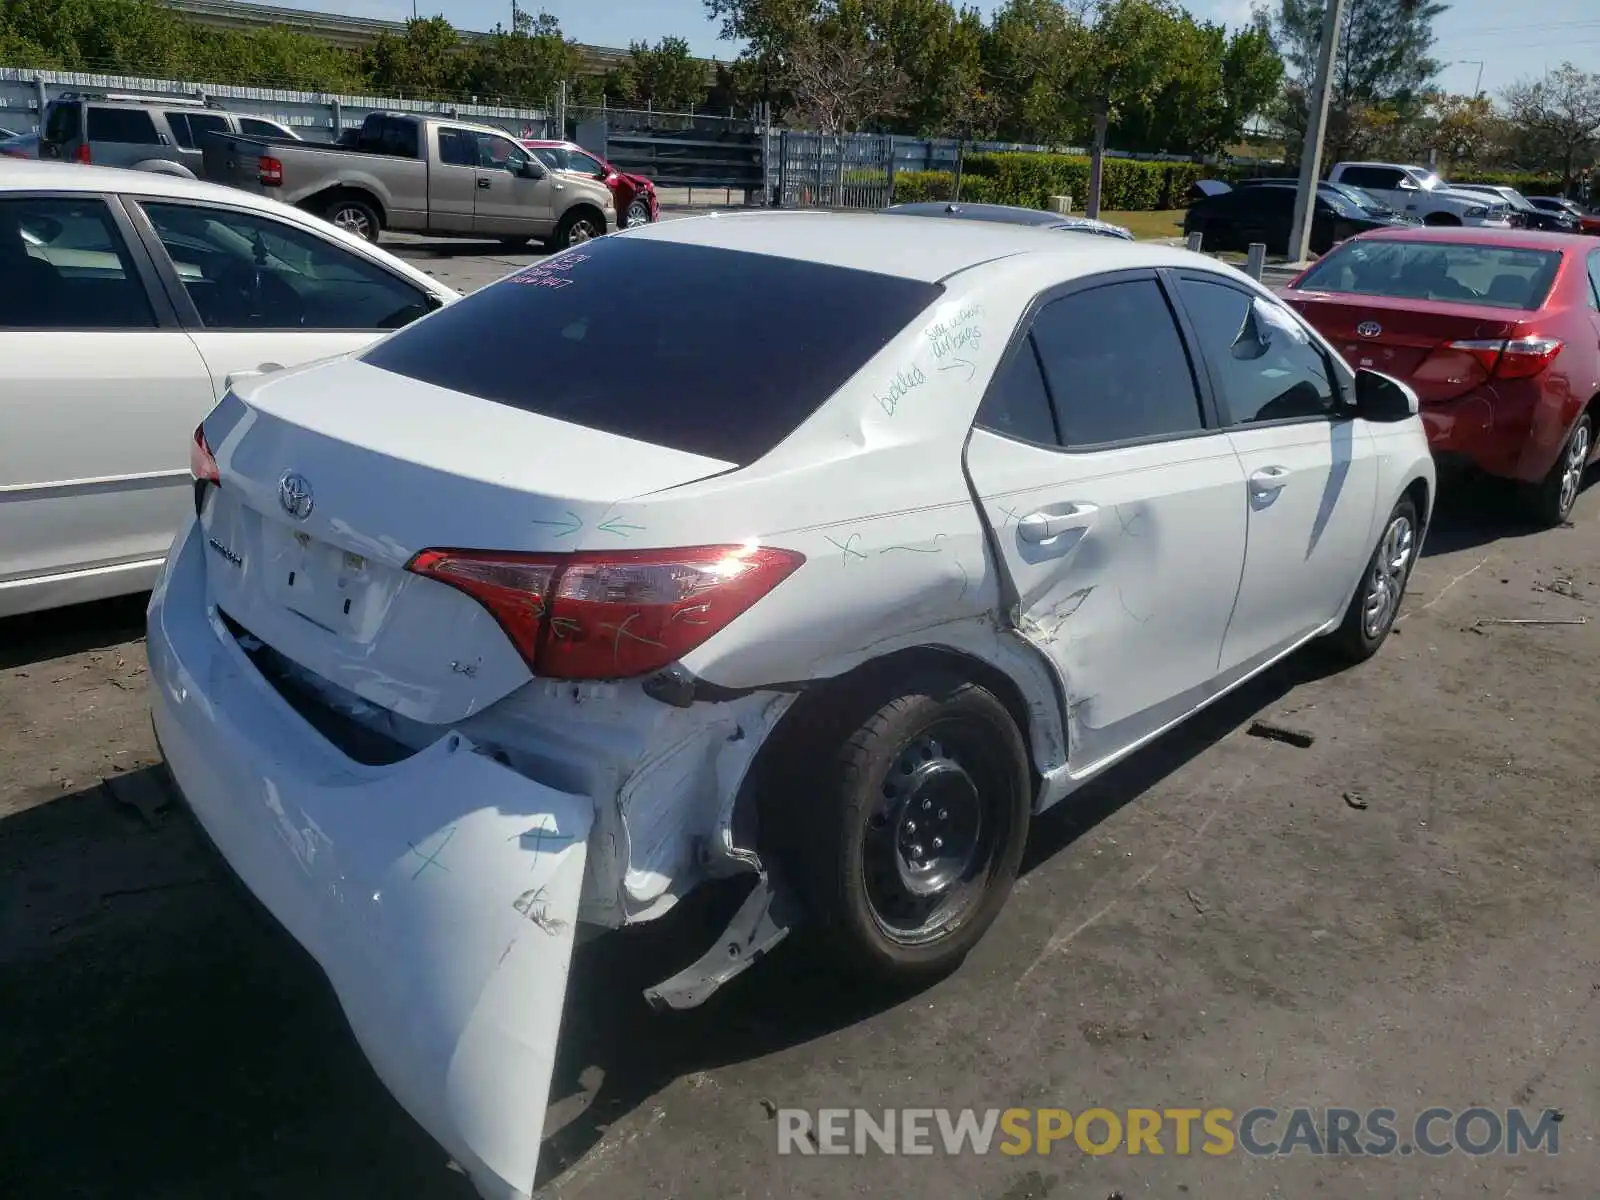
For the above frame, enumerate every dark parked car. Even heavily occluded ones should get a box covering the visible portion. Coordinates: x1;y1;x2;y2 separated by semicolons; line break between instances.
1453;184;1577;232
1235;176;1420;223
1527;196;1600;236
1183;182;1410;255
883;200;1134;240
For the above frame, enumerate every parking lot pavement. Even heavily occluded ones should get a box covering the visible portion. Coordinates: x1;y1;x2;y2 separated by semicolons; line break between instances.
3;479;1598;1200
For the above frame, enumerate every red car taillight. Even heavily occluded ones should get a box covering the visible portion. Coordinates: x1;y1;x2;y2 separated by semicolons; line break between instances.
74;143;91;164
189;423;220;484
1447;336;1564;380
257;155;283;187
406;544;805;681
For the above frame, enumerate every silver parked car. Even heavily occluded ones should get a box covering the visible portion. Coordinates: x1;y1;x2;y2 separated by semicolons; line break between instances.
38;91;300;178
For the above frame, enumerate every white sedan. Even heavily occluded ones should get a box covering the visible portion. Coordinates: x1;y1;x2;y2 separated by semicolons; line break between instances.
147;212;1434;1199
0;160;458;618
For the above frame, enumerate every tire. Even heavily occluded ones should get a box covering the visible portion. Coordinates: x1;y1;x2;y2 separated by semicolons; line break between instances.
624;198;652;228
553;208;605;249
1525;413;1591;528
1423;211;1461;227
325;196;381;243
1323;495;1420;663
498;236;531;250
773;669;1032;987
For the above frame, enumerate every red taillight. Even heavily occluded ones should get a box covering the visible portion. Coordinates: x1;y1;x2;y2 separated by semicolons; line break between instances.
73;143;91;164
189;424;220;484
406;544;805;681
1447;336;1564;380
257;155;283;187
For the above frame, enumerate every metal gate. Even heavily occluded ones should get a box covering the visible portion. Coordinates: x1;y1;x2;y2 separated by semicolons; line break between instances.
772;131;895;210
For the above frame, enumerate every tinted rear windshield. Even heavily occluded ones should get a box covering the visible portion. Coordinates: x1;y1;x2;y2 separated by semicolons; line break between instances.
43;101;79;145
361;237;944;464
1296;240;1562;310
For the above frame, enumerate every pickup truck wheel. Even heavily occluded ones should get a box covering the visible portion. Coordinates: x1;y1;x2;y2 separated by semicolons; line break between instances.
1423;211;1462;226
554;210;604;249
774;669;1031;987
326;198;380;243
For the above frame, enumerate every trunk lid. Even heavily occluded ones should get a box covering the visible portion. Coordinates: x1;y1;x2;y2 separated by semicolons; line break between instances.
200;358;735;725
1283;291;1523;405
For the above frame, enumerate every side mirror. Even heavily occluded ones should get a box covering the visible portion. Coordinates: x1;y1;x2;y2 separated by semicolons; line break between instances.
1397;179;1420;191
519;158;545;179
1354;368;1418;422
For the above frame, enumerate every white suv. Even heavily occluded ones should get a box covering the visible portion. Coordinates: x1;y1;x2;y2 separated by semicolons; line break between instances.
1328;162;1513;227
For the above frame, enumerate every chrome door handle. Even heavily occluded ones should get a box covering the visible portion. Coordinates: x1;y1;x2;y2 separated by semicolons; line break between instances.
1018;504;1099;543
477;177;492;189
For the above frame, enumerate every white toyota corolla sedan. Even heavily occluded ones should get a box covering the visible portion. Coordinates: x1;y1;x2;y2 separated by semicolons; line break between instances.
147;211;1434;1199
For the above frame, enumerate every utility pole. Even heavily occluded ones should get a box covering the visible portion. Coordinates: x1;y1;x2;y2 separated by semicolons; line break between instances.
1460;60;1484;98
1287;0;1348;266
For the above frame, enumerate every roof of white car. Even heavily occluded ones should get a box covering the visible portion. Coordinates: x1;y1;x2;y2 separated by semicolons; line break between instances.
626;209;1188;283
0;158;288;211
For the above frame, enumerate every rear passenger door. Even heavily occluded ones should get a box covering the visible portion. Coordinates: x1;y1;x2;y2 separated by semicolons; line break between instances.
86;106;172;171
962;270;1249;772
430;126;481;234
1170;273;1379;673
0;193;214;613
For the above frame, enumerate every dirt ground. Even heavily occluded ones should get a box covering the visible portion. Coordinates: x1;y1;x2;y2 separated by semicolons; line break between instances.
3;476;1598;1199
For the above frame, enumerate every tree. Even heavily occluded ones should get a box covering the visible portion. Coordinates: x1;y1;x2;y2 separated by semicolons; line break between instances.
784;5;909;132
459;11;580;107
1428;92;1503;168
362;17;463;98
1502;64;1600;189
621;36;707;110
1271;0;1446;162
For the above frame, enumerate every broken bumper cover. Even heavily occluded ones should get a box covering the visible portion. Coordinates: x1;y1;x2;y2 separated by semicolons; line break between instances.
147;518;590;1200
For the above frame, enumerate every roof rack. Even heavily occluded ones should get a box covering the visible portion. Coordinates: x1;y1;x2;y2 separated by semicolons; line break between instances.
54;90;223;109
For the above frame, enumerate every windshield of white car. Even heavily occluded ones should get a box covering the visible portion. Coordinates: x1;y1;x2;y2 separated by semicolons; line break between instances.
1295;241;1562;310
361;238;947;465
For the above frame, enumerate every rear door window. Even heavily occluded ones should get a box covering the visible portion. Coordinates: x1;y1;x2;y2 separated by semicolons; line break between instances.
1028;277;1206;447
976;336;1059;446
361;238;945;465
86;107;161;145
0;197;156;329
437;127;478;166
164;111;195;148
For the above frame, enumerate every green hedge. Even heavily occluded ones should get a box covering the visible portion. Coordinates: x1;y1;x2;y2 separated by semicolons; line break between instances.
1449;172;1564;196
887;153;1216;211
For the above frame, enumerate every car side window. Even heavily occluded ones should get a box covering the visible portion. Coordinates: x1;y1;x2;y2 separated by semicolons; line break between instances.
238;117;286;138
165;111;194;148
530;147;564;170
975;335;1058;445
139;201;433;332
476;133;529;173
1176;277;1336;424
437;127;478;167
569;150;607;175
1030;278;1206;446
188;112;230;144
0;197;156;330
1588;250;1600;311
86;107;161;145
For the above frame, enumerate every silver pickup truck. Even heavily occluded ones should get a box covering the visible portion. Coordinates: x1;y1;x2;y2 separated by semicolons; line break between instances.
202;112;616;249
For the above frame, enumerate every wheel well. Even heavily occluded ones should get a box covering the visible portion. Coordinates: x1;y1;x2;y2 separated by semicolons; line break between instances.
1422;211;1461;226
1403;476;1431;529
562;202;607;229
733;646;1044;859
307;186;385;227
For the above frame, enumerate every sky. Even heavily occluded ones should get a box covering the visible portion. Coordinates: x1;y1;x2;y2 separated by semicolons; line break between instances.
282;0;1599;98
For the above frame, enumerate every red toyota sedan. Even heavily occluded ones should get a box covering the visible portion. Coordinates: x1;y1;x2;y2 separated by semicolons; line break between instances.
518;139;659;229
1283;227;1600;526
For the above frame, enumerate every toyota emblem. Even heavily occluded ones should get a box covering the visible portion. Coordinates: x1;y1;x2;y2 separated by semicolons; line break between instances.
1356;320;1382;338
278;472;314;520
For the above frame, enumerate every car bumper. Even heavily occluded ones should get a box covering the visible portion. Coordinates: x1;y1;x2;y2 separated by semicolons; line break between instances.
147;516;592;1200
1419;385;1544;482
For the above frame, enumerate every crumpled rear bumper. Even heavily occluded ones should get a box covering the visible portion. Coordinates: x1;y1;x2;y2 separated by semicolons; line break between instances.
147;516;591;1200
